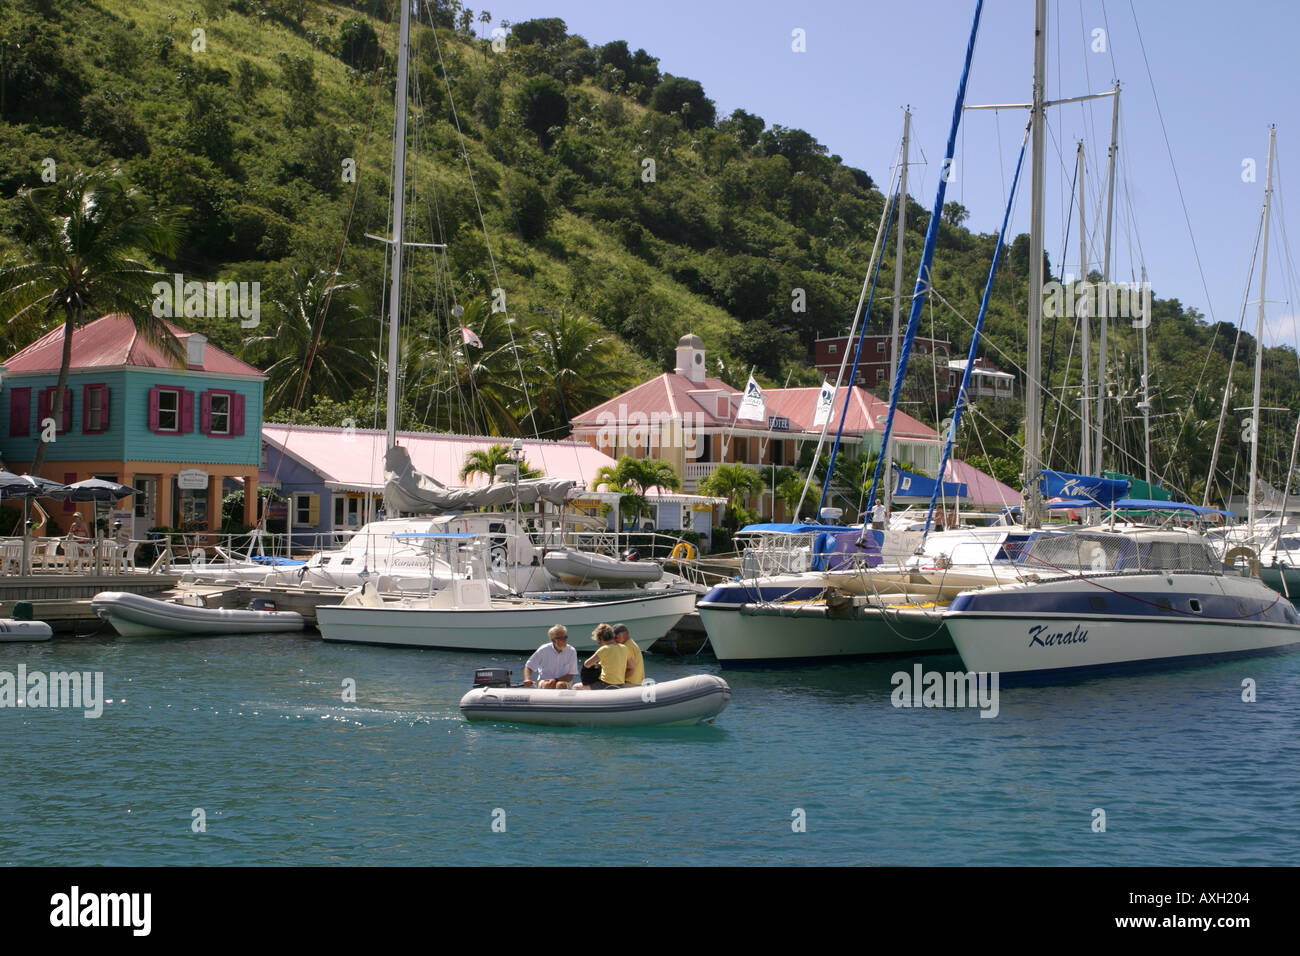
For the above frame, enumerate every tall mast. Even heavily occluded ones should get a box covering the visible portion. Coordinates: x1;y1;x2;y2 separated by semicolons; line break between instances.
384;0;412;451
1076;140;1091;474
1094;82;1120;474
1138;264;1152;483
1248;125;1276;532
1023;0;1047;528
885;107;911;515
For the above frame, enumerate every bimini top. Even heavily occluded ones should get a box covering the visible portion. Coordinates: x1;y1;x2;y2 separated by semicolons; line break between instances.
1046;498;1232;518
737;522;853;535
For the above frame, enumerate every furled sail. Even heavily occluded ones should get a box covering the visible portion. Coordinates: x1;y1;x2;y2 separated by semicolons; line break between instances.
383;445;575;514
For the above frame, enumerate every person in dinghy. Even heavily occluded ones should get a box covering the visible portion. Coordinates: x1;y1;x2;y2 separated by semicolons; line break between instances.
521;625;578;689
575;623;634;690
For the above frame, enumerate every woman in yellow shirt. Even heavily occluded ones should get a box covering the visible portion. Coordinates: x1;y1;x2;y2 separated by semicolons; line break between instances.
582;623;630;689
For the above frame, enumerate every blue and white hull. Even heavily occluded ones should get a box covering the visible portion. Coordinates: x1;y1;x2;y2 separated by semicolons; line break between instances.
944;571;1300;681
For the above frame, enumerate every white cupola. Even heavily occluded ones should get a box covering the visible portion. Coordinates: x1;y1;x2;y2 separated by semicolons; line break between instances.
674;333;706;384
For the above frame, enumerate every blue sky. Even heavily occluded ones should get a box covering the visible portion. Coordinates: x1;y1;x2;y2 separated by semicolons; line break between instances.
481;0;1300;345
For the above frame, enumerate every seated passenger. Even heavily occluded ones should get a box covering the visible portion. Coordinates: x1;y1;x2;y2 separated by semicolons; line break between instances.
578;623;629;690
612;623;643;686
522;625;578;689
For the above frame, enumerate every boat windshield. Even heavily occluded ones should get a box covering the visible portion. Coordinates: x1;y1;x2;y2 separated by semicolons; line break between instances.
1018;531;1219;574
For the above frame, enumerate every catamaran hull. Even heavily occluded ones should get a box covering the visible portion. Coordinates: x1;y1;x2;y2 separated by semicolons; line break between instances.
316;591;698;651
698;602;954;666
945;573;1300;680
460;674;730;726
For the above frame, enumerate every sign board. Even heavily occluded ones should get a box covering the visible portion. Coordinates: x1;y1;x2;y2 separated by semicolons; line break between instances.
177;469;209;490
691;504;714;513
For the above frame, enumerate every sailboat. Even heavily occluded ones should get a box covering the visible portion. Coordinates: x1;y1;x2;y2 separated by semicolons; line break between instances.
312;1;697;651
941;2;1300;680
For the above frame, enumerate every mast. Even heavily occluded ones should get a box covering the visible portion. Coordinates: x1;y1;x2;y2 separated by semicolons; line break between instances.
885;107;911;516
1023;0;1047;528
384;0;412;451
1076;140;1091;475
1248;125;1276;533
1095;82;1120;474
1137;264;1152;484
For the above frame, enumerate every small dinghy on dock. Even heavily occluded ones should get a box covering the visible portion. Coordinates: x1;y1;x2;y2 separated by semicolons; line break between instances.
460;671;731;727
92;591;306;637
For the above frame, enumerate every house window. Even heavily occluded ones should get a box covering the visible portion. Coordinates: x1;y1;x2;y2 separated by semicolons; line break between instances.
85;385;108;432
876;342;885;353
295;494;314;526
828;343;837;355
210;393;231;435
157;389;180;432
876;368;886;381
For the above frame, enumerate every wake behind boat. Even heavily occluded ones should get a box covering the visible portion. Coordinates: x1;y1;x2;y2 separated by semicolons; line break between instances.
92;591;306;637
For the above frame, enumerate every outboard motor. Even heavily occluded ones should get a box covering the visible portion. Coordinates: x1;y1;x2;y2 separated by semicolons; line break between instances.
473;667;512;688
622;549;639;562
249;598;278;611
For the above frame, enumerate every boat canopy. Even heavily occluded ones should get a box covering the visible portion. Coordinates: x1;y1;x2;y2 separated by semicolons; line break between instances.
737;522;851;535
1039;470;1129;505
892;468;968;503
1046;497;1232;517
383;445;575;514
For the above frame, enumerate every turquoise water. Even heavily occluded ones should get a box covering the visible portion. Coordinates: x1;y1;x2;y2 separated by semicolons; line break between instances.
3;628;1298;866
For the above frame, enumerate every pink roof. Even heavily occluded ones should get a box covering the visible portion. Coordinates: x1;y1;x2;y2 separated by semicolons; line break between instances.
3;313;264;377
571;372;769;430
262;424;617;492
766;386;937;440
945;459;1020;509
572;372;938;441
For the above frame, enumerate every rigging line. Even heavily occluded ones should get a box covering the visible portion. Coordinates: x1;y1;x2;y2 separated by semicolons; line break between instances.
1048;150;1081;390
1125;0;1220;321
425;7;539;439
1203;201;1265;506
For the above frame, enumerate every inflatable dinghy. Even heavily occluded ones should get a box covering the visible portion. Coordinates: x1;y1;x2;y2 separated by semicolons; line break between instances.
542;549;663;586
460;673;731;727
0;619;53;642
92;591;305;637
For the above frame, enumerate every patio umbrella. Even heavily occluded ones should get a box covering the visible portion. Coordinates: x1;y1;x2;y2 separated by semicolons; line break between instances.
0;475;71;575
62;478;135;501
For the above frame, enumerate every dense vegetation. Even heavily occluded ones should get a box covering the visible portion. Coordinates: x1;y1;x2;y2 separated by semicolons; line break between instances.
1;0;1295;506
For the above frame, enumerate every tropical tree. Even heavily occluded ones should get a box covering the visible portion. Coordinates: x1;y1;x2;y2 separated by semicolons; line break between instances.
243;268;373;414
699;462;764;530
458;443;542;484
593;455;681;527
434;299;527;436
0;169;183;476
523;309;624;438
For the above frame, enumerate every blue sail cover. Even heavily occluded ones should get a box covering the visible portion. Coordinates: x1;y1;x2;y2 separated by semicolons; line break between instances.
893;469;968;502
1039;470;1129;505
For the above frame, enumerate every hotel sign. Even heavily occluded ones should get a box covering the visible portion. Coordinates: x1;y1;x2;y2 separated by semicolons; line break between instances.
768;416;790;431
177;469;209;490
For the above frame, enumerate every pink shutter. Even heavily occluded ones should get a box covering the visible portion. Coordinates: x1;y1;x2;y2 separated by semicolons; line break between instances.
83;384;110;433
232;393;245;436
199;390;212;435
63;472;77;513
181;389;195;433
99;385;110;431
37;387;51;425
9;387;30;437
81;384;91;433
61;389;72;432
148;386;161;432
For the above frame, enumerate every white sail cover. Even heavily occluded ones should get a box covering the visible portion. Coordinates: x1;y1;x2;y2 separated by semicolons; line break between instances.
383;445;575;514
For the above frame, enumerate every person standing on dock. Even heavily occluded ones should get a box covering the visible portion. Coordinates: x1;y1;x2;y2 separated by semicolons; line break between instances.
522;625;577;689
613;623;643;686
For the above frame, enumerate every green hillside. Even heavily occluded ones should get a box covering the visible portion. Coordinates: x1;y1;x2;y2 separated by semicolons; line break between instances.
0;0;1293;504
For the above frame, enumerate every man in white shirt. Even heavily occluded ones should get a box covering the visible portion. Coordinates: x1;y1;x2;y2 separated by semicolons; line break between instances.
523;625;578;689
871;501;887;530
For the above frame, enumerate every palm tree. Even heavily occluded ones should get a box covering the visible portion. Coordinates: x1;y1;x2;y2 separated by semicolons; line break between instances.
0;169;183;476
523;309;624;438
593;455;681;527
439;299;527;436
243;268;373;415
458;443;542;484
699;462;765;529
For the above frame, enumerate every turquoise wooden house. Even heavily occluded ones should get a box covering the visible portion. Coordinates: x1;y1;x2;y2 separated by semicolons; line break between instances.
1;313;265;535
